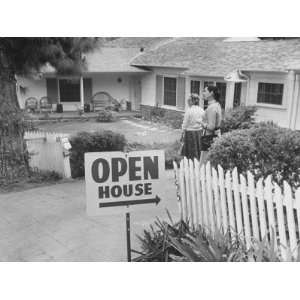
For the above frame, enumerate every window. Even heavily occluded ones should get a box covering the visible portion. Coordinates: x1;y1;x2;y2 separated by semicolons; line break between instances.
163;77;177;106
257;82;284;105
190;80;200;95
59;79;80;102
216;82;226;109
233;82;242;107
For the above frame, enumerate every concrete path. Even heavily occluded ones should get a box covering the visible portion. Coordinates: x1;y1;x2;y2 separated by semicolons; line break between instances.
0;171;178;261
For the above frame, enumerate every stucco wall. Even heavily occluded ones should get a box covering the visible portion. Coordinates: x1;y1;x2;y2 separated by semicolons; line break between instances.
90;73;131;102
140;73;156;106
245;72;290;128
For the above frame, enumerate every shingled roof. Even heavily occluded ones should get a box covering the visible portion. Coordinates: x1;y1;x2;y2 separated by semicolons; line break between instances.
130;37;300;76
104;37;173;50
85;47;148;73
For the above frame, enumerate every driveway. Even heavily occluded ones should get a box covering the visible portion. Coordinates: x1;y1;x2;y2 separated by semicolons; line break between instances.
0;170;179;261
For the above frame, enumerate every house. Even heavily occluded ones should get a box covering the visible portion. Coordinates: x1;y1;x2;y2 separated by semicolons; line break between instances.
17;37;300;130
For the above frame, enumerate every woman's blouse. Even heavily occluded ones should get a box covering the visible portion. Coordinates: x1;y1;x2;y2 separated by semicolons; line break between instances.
204;102;222;135
182;105;205;131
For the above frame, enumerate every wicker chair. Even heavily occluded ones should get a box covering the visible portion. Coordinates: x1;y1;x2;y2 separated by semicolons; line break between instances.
24;97;38;113
91;91;120;112
39;96;53;113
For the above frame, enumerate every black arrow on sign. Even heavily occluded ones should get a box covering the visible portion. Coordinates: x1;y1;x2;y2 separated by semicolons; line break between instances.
99;196;161;208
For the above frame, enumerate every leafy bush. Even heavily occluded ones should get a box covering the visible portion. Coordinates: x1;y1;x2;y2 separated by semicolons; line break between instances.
96;109;113;122
221;105;257;134
69;131;126;178
208;122;300;189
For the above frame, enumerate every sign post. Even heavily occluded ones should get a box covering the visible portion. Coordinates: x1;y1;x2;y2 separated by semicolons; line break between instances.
85;150;165;261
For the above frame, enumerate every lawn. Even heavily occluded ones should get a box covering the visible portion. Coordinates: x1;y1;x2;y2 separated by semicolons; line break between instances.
37;116;181;145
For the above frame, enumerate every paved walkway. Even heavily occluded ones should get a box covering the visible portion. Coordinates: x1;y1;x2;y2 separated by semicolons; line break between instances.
0;171;178;261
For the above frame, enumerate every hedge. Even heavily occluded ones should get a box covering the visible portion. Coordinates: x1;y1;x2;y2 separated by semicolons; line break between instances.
207;122;300;190
69;131;127;178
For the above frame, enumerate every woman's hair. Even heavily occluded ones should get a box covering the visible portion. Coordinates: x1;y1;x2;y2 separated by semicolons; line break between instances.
206;85;220;102
189;93;200;106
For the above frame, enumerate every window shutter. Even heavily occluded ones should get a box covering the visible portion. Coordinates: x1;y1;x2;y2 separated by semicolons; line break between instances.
83;78;93;103
156;75;163;106
46;78;58;103
177;77;186;109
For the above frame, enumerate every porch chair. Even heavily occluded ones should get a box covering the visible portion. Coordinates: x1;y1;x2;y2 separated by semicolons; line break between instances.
39;96;53;113
24;97;38;113
91;91;120;112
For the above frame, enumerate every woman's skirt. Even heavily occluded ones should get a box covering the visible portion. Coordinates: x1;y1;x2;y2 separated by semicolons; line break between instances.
181;130;202;160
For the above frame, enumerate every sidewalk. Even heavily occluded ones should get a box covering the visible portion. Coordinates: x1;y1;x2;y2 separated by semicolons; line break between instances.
0;170;178;261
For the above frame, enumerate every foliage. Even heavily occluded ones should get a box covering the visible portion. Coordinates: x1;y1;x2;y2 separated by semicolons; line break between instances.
0;38;99;183
69;131;126;178
207;122;300;189
134;214;299;262
0;37;100;76
221;105;257;134
96;109;113;122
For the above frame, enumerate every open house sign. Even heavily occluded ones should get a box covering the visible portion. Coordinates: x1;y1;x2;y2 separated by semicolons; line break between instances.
85;150;165;216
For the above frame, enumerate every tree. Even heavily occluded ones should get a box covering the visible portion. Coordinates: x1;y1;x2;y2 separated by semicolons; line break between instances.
0;38;100;184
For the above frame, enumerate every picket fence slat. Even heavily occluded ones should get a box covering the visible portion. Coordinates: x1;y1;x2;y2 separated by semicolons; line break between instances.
218;165;228;232
200;165;208;229
225;170;236;234
257;178;267;240
189;159;198;228
264;176;276;248
183;157;193;225
232;168;243;235
274;183;288;260
174;159;300;261
179;160;187;222
240;173;251;248
194;159;203;226
206;162;215;234
212;167;221;231
283;181;297;257
296;188;300;243
247;171;260;242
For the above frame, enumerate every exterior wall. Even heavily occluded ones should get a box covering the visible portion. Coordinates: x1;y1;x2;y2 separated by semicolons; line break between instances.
17;73;142;111
141;73;156;106
17;76;47;109
90;73;131;103
245;72;291;128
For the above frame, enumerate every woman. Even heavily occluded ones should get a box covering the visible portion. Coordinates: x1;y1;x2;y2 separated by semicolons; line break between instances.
180;94;205;160
199;85;222;165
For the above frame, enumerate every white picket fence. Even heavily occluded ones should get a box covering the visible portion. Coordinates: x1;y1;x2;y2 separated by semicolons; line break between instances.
24;131;72;178
173;157;300;260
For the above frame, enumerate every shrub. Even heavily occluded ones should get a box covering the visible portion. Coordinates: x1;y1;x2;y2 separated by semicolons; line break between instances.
69;131;127;178
96;109;113;122
207;122;300;189
134;215;289;261
221;105;257;134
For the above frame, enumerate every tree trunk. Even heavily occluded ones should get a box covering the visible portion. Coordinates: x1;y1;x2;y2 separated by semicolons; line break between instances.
0;49;29;185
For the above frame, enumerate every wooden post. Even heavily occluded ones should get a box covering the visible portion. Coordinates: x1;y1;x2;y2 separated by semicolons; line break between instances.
126;212;131;262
